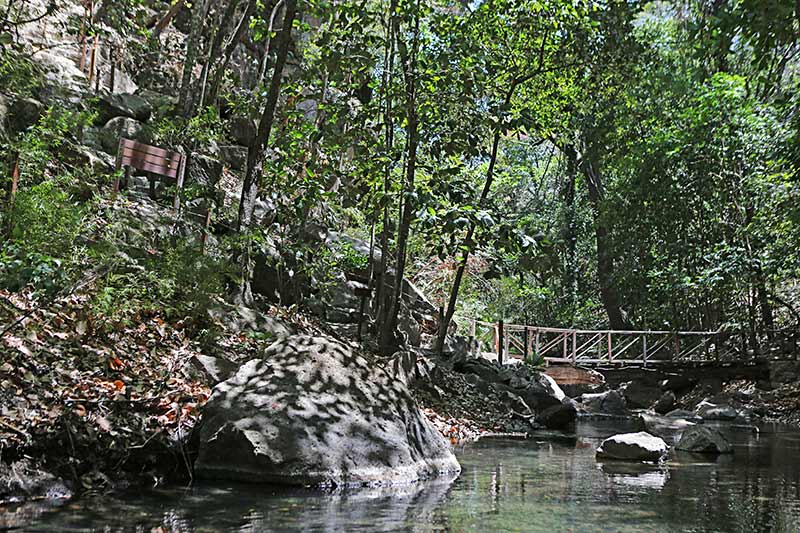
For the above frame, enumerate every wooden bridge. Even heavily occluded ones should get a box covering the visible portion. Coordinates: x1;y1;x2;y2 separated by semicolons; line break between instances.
463;319;799;367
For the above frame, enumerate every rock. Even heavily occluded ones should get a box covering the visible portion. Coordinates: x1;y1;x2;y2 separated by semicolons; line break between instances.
5;96;44;134
517;371;566;411
326;307;356;323
579;389;628;415
398;310;421;347
618;380;662;409
641;412;696;439
219;144;248;170
194;335;461;486
695;400;739;421
675;426;733;454
97;92;152;124
660;374;698;392
187;153;223;188
537;399;578;429
191;354;238;386
665;409;702;421
0;460;72;502
596;432;668;462
138;89;177;117
229;116;257;146
769;361;800;388
63;144;114;175
653;391;676;415
99;117;145;153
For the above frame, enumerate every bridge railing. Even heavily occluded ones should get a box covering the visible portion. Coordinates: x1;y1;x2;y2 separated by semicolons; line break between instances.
464;319;798;365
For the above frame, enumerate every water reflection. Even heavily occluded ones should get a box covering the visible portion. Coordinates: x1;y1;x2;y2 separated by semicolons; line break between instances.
13;422;800;532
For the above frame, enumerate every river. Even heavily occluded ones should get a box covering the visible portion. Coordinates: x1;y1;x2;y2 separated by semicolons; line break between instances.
8;421;800;532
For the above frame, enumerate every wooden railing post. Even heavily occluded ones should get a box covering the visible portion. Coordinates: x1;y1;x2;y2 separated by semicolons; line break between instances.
534;330;540;361
642;334;648;367
497;320;504;366
607;332;612;361
523;326;529;362
571;330;577;363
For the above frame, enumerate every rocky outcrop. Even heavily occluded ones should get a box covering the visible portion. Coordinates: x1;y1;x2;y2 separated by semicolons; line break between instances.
596;432;668;462
194;335;460;487
579;389;628;416
187;153;223;188
99;117;145;153
675;427;733;454
96;92;152;124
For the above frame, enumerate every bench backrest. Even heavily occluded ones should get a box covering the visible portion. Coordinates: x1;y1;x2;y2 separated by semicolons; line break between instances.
114;138;187;211
116;138;184;179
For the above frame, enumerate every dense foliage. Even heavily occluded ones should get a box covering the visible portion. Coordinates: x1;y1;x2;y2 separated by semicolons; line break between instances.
1;0;798;355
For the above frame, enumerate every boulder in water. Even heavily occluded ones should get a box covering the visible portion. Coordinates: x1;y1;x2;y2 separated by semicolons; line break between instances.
596;432;668;462
675;427;733;454
653;391;676;415
194;335;460;487
579;389;628;416
695;400;739;421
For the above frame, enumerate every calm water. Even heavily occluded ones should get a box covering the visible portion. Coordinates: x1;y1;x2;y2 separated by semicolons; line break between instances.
8;421;800;532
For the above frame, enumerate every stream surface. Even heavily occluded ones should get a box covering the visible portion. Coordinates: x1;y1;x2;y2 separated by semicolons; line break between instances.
8;420;800;532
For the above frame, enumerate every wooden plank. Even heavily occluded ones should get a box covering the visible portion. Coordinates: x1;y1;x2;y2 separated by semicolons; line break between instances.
119;145;182;168
119;155;180;178
119;138;181;160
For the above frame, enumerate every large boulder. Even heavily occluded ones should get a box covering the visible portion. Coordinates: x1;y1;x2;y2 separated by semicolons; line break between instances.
194;335;461;487
579;389;628;416
537;399;578;430
229;116;257;146
695;400;739;421
675;427;733;454
618;380;662;409
219;144;248;170
99;117;145;153
5;96;43;134
653;391;676;415
596;432;668;462
187;153;223;188
96;92;152;124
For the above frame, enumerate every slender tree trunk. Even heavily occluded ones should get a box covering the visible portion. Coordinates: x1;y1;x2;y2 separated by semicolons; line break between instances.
563;139;629;330
435;80;520;354
234;0;297;303
210;0;257;106
379;2;420;355
198;0;241;110
178;0;209;118
373;0;398;334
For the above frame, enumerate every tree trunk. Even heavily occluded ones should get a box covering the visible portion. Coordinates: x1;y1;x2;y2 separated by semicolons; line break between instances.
565;140;629;330
209;0;258;106
373;0;398;335
435;79;520;354
234;0;297;303
379;2;419;355
178;0;209;118
198;0;241;110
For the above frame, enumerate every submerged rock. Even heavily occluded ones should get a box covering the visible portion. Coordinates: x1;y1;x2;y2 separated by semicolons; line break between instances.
675;427;733;454
596;432;668;462
194;335;460;487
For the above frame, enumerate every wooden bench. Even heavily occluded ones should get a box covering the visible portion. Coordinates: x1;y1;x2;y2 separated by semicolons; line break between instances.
114;138;187;211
